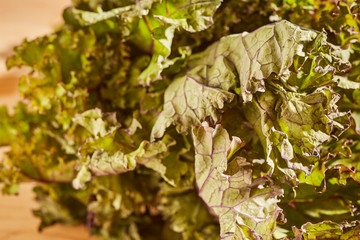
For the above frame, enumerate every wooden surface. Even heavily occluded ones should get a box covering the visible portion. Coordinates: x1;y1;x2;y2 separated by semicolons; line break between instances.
0;1;97;239
0;183;97;240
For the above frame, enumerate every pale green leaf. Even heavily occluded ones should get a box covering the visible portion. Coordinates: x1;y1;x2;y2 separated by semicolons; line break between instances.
192;124;283;239
72;140;167;189
300;220;360;240
152;20;347;139
72;108;120;138
244;87;350;182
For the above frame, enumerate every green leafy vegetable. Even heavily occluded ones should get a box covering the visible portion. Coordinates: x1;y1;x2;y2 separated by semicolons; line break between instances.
193;124;284;239
1;0;360;239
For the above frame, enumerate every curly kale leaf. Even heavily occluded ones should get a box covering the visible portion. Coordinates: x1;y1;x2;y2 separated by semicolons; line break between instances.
192;124;284;239
152;20;350;140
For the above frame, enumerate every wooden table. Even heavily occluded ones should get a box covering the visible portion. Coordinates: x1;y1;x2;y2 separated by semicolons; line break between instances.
0;1;98;239
0;183;97;240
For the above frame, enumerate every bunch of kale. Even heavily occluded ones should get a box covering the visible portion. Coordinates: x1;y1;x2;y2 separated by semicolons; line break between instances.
1;0;360;239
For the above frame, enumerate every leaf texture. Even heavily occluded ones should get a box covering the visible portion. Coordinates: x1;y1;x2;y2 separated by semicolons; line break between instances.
152;20;349;139
192;124;283;239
